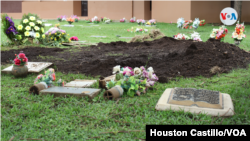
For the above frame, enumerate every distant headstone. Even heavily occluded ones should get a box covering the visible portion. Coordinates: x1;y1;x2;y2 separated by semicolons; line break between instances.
90;36;106;38
155;88;234;116
2;62;53;73
65;80;97;88
44;24;52;26
40;87;101;99
63;25;74;27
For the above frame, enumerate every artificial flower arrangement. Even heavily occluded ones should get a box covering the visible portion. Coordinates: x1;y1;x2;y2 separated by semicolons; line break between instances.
57;16;63;22
16;13;45;44
177;17;185;28
182;20;193;29
43;27;71;46
209;25;228;41
71;15;80;22
34;68;65;88
70;36;79;41
102;17;111;24
107;66;158;97
137;19;146;25
66;17;74;24
146;19;156;26
130;17;136;23
173;32;202;41
127;27;148;33
92;16;100;24
199;20;206;26
55;23;60;28
120;18;126;23
85;18;92;23
13;52;28;66
192;18;200;29
232;21;246;41
1;14;21;44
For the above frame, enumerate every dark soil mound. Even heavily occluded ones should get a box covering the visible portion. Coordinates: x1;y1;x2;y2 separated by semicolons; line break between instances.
2;37;250;83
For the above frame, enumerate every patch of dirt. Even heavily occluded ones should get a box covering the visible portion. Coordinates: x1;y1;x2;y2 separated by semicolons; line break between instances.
2;37;250;83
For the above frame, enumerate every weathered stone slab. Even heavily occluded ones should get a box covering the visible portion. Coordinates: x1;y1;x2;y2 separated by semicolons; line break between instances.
1;62;53;73
104;75;116;81
63;25;74;27
90;36;106;38
44;24;52;26
65;80;97;88
40;87;101;99
155;88;234;116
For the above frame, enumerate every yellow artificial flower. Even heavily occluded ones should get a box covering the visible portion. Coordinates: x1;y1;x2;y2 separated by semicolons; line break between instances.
37;20;42;24
51;37;53;39
41;28;44;33
24;31;30;36
25;26;31;31
42;34;45;39
17;25;23;30
23;19;29;23
49;32;51;35
35;32;40;38
67;34;69;36
54;38;57;41
29;22;35;27
34;26;40;31
29;16;36;21
55;33;57;35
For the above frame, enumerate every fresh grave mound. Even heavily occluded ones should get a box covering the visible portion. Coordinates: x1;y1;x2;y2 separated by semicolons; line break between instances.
1;37;250;83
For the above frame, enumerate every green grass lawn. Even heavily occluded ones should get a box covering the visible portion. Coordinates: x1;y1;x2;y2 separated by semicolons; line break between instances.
1;20;250;140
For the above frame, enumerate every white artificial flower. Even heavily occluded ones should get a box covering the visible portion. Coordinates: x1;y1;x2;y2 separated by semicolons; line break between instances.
148;71;153;79
112;65;120;74
123;67;131;72
147;67;154;73
237;35;243;40
134;67;141;76
210;33;216;38
232;32;238;38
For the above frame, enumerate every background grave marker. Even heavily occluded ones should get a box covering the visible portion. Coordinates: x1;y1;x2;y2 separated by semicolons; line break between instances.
2;62;53;74
90;36;106;38
63;25;74;27
65;80;97;88
44;24;52;26
155;88;234;116
40;87;101;99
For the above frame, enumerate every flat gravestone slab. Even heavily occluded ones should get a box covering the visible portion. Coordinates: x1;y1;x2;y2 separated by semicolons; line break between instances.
40;86;101;99
104;74;116;81
63;25;74;27
155;88;234;116
119;37;133;39
2;62;53;73
65;80;97;88
90;36;106;38
44;24;52;26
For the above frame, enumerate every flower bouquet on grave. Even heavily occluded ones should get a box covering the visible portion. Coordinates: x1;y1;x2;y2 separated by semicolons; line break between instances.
43;27;71;46
120;18;126;23
200;20;205;26
177;17;185;29
101;17;104;22
67;17;74;25
232;21;246;45
103;17;111;24
1;14;21;45
92;16;100;24
57;16;62;22
173;33;190;40
182;20;193;29
85;18;92;23
70;36;79;41
209;25;228;42
71;15;79;22
55;23;60;28
11;52;29;77
17;13;45;44
130;17;136;23
190;31;202;42
192;18;200;30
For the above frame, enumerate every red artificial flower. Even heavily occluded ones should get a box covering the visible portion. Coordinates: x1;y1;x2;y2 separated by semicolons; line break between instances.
23;57;28;62
14;58;21;66
19;53;26;58
224;29;228;33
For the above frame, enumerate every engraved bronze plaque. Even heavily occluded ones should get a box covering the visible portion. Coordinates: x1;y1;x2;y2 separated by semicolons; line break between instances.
168;88;223;109
0;0;22;13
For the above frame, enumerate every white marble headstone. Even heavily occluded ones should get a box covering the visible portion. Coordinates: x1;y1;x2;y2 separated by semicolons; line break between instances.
2;62;53;73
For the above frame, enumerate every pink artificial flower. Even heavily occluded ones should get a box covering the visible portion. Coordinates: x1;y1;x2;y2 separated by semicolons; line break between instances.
14;58;21;66
19;53;26;58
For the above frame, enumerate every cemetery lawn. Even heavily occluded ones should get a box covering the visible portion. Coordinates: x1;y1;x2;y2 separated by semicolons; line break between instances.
1;21;250;140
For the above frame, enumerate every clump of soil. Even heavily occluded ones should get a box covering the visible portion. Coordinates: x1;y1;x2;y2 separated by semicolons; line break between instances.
129;29;165;43
1;37;250;83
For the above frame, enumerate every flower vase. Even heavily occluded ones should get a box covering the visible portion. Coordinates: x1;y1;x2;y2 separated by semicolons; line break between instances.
12;65;28;78
234;40;241;45
29;82;47;95
28;38;33;44
103;86;124;100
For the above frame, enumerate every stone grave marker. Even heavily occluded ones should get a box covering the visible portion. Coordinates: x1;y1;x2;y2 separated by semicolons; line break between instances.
63;25;74;27
155;88;234;116
64;79;97;88
40;87;101;99
44;24;52;26
90;36;106;38
2;62;53;74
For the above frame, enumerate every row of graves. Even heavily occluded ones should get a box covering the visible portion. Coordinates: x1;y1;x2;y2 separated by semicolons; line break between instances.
2;13;236;117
